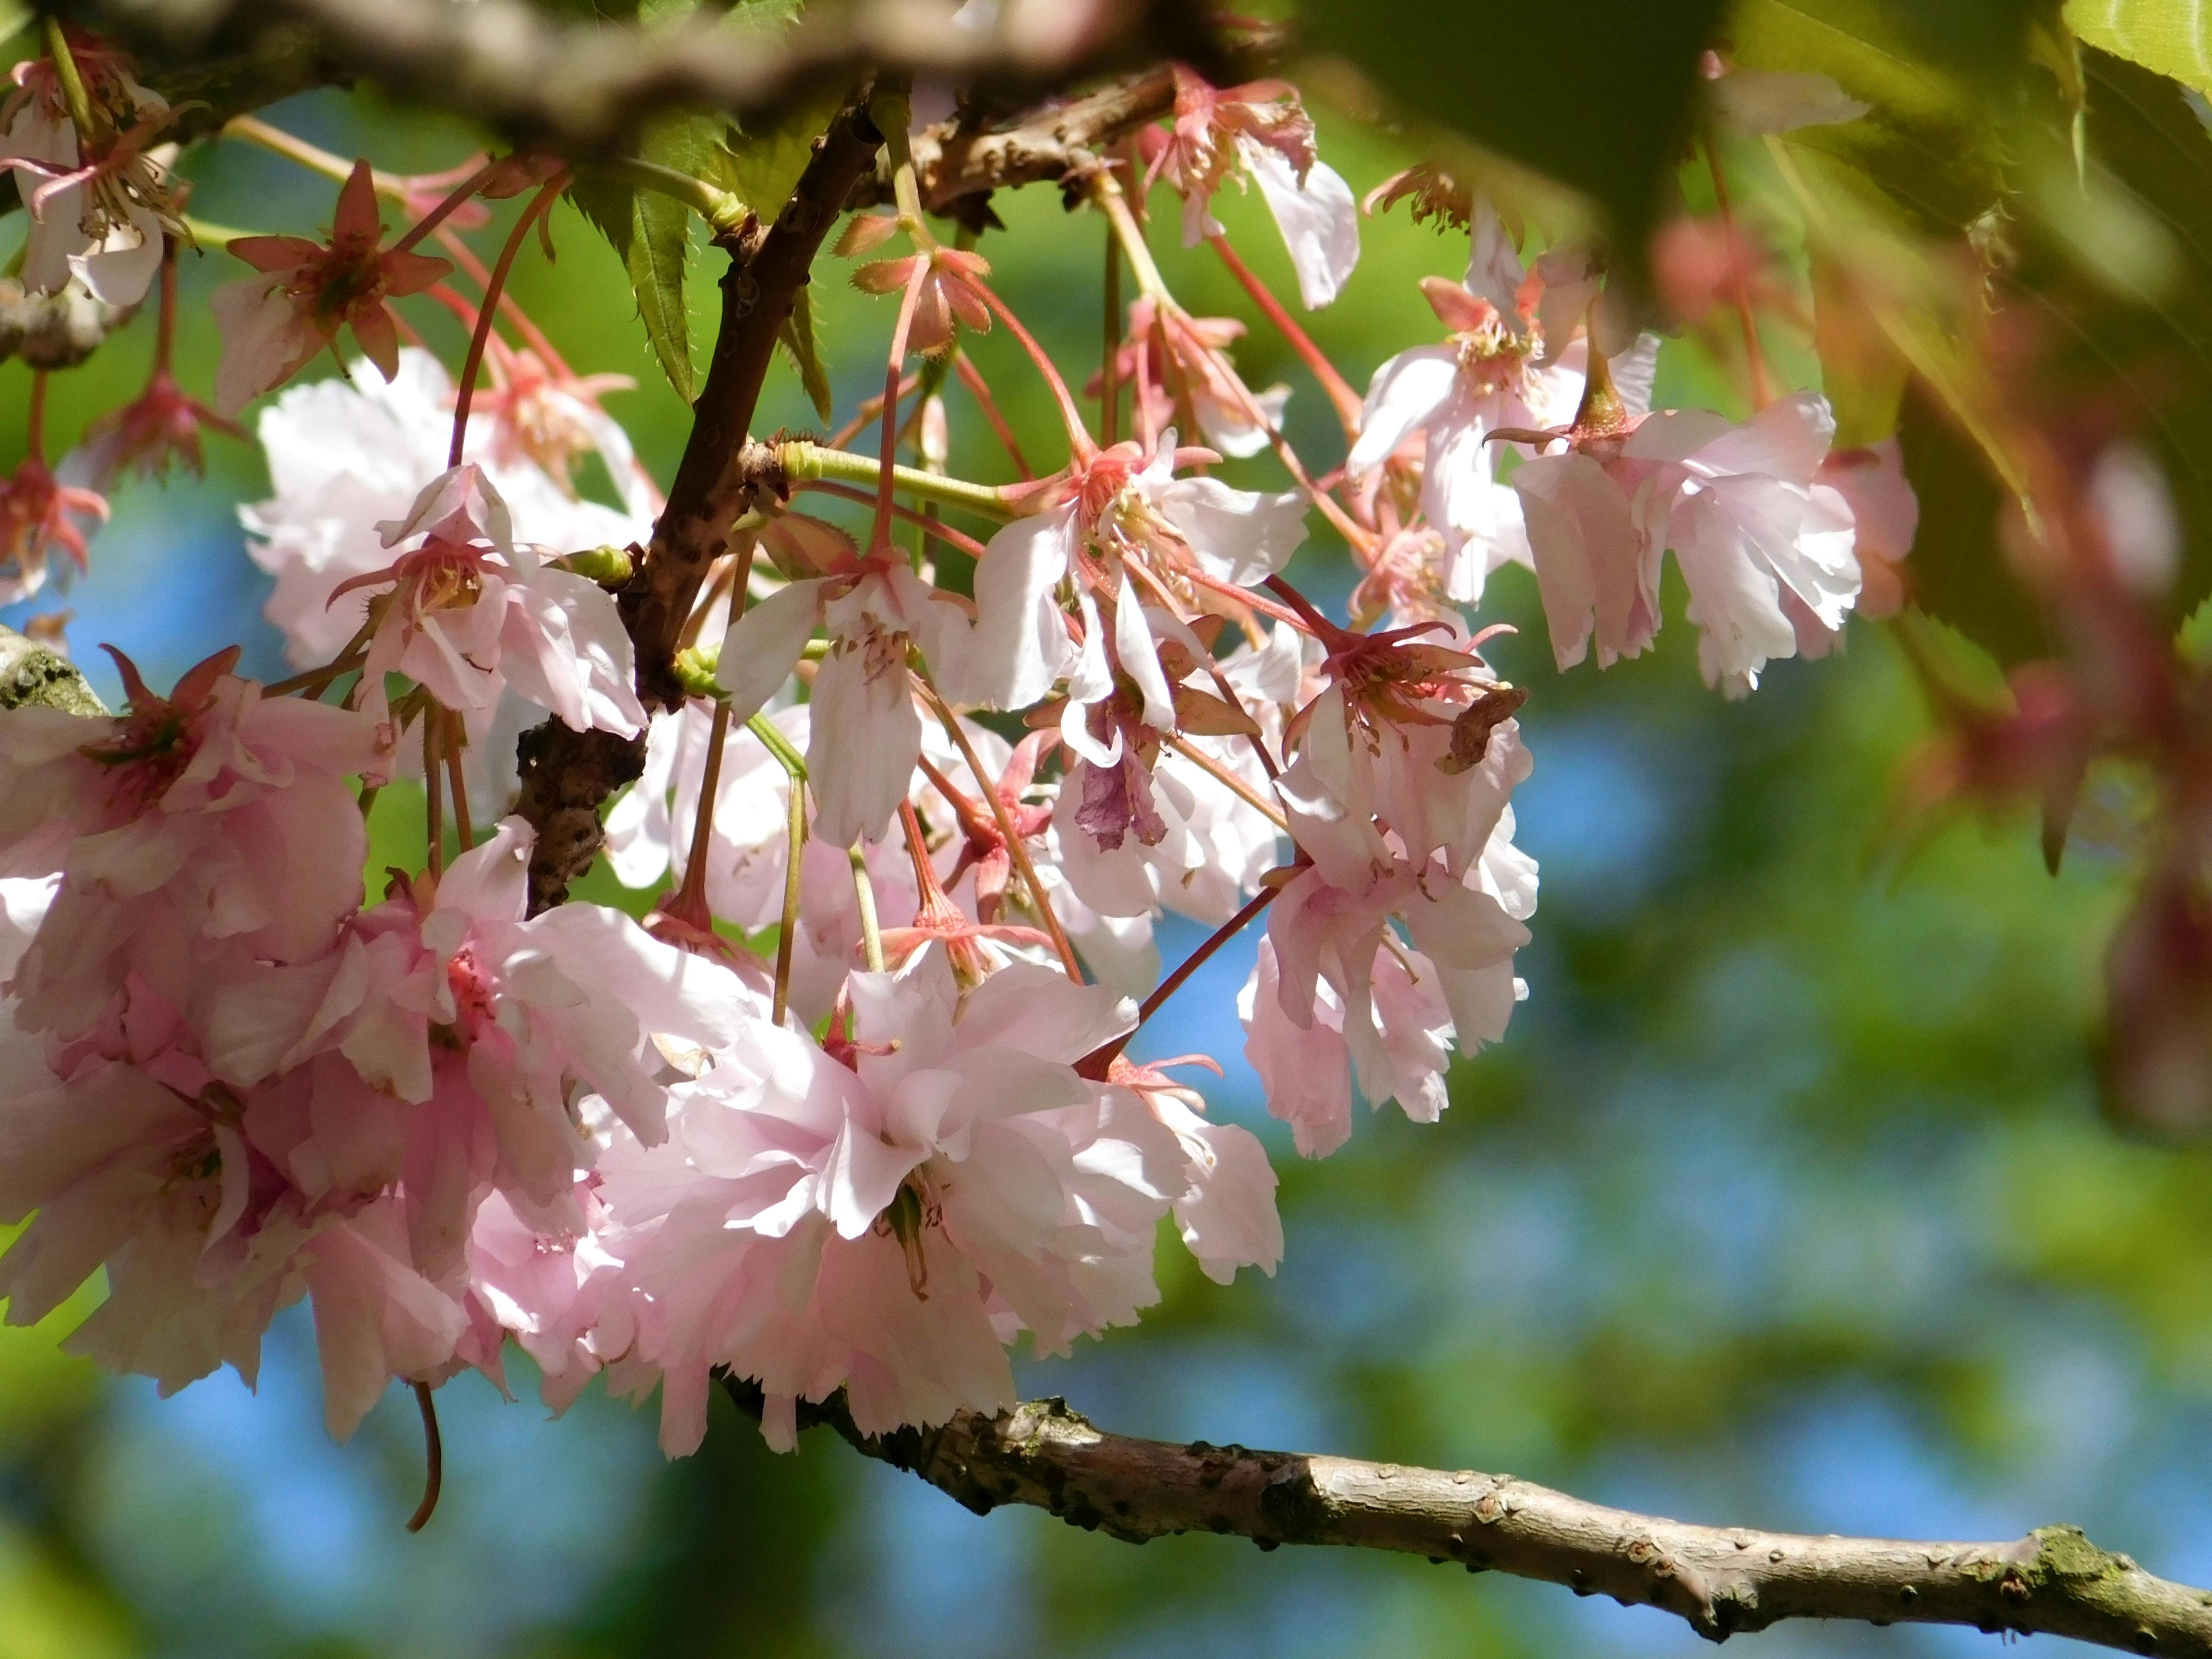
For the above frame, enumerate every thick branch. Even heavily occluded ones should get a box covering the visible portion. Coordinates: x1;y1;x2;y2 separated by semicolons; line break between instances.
72;0;1200;152
738;1383;2212;1656
513;98;882;913
624;100;883;708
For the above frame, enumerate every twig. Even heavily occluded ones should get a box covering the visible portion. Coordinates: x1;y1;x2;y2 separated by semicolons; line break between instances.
724;1382;2212;1659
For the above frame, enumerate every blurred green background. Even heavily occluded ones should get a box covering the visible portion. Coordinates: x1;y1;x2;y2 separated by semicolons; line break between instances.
0;71;2199;1659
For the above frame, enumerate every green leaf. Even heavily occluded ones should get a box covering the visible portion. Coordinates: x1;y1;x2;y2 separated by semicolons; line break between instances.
2066;0;2212;98
2009;47;2212;630
569;112;721;401
779;282;833;424
1728;0;2054;236
1894;387;2050;664
704;84;849;224
1298;0;1729;256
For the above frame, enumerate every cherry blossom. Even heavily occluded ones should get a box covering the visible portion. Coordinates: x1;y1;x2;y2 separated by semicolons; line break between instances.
211;159;451;415
0;450;107;605
717;557;973;849
242;346;650;672
0;646;383;1042
341;463;647;746
0;39;177;307
965;433;1308;718
1346;250;1597;608
1148;67;1360;309
600;952;1179;1452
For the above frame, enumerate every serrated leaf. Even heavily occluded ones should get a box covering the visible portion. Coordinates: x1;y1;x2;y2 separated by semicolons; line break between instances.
1729;0;2051;235
2066;0;2212;99
705;83;848;223
779;281;833;423
1299;0;1728;256
569;111;726;401
572;172;697;400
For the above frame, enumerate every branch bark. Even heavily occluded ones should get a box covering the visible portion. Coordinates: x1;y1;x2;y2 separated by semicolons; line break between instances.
73;0;1206;153
730;1382;2212;1656
508;54;1202;911
513;98;883;913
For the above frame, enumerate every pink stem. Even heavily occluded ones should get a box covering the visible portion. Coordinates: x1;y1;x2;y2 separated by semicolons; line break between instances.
449;176;566;469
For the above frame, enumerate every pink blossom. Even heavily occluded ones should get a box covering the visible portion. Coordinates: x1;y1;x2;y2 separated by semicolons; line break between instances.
0;42;177;306
0;647;383;1043
1096;297;1290;458
1816;438;1917;620
716;559;973;848
208;817;764;1278
342;463;647;751
0;453;107;606
243;347;653;673
963;434;1307;717
1148;67;1359;309
211;158;451;415
65;366;249;492
1346;256;1596;608
1105;1056;1282;1284
0;1057;306;1394
601;953;1178;1451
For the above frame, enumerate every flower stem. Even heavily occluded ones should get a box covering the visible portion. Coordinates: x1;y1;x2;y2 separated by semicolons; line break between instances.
1160;731;1288;830
450;174;567;469
405;1382;443;1533
952;352;1034;480
871;255;933;559
388;159;503;256
778;442;1017;519
1102;223;1123;447
1207;232;1365;438
849;842;886;973
914;670;1085;981
747;712;809;1025
25;371;47;463
1703;134;1771;412
580;156;745;237
423;716;445;880
1089;171;1170;303
444;709;475;852
795;480;989;560
963;277;1099;465
155;238;179;368
1136;882;1276;1025
676;697;732;911
42;19;94;141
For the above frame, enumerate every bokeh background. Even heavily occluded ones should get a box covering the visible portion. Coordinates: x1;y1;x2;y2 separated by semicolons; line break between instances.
0;69;2200;1659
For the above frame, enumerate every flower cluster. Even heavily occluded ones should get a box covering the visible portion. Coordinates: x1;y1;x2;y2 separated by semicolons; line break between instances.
0;36;1907;1479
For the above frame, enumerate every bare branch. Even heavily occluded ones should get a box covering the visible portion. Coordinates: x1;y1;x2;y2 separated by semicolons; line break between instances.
731;1382;2212;1657
72;0;1207;153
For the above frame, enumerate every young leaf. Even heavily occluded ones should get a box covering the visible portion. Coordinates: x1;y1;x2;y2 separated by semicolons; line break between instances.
779;282;833;424
707;84;848;224
2065;0;2212;98
569;112;726;401
1299;0;1728;259
571;172;698;401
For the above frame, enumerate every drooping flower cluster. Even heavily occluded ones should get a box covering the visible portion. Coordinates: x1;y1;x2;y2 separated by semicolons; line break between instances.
0;35;1909;1484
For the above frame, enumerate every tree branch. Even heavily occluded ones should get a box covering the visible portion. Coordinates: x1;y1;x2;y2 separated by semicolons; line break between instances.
71;0;1206;153
726;1381;2212;1656
506;48;1207;911
512;97;883;914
